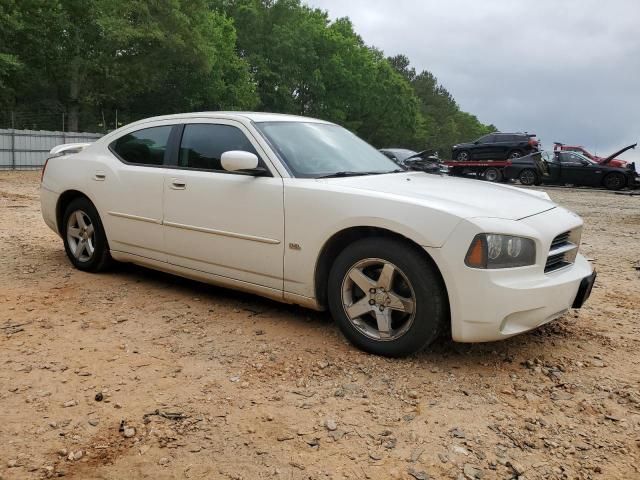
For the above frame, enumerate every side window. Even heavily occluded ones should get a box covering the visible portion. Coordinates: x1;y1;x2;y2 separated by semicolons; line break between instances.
559;153;579;164
111;126;172;166
478;135;493;144
179;124;259;171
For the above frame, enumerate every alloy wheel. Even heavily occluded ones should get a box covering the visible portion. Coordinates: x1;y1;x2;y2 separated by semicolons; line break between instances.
66;210;96;262
341;258;416;341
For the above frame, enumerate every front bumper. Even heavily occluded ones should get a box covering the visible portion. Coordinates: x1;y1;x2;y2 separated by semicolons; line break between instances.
427;207;595;343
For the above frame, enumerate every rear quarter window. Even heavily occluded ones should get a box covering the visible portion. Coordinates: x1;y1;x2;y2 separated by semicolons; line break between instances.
110;126;173;166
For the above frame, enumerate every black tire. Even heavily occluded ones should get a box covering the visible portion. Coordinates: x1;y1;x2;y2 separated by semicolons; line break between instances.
519;169;538;186
603;173;626;191
456;150;471;161
508;150;523;159
483;167;503;183
327;237;447;357
62;197;112;272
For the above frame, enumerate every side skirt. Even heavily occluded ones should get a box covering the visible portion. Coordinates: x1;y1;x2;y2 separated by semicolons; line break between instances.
109;250;323;311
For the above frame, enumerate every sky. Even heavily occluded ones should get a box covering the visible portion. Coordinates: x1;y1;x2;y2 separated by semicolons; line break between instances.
306;0;640;165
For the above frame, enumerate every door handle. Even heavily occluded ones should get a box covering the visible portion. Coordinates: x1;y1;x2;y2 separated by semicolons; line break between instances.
171;179;186;190
93;171;106;181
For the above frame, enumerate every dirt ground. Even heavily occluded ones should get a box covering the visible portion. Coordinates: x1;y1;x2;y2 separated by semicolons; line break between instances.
1;171;639;480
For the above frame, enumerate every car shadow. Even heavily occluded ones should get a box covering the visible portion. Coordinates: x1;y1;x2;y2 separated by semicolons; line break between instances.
83;259;578;364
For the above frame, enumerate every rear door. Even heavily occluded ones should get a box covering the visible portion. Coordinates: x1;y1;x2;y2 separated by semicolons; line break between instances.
492;134;512;159
97;124;176;262
162;120;285;291
474;134;496;159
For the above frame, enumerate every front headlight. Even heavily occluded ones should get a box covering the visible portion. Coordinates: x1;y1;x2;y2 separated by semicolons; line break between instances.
465;234;536;269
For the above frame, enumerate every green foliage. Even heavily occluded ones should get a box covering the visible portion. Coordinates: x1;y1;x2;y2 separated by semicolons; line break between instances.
0;0;492;153
1;0;256;130
217;0;424;147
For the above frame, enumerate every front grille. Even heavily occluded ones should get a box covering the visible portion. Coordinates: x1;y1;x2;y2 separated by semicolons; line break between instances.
550;231;570;249
545;230;580;273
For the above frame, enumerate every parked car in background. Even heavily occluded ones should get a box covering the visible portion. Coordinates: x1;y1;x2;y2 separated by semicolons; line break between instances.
452;132;539;161
41;112;595;357
380;148;446;174
553;142;636;168
504;150;639;190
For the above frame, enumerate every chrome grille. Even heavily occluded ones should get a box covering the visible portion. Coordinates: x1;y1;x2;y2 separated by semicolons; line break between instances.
545;230;580;273
550;231;570;249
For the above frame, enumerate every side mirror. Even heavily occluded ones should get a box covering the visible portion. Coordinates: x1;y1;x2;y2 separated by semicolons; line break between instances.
474;141;480;145
221;150;260;173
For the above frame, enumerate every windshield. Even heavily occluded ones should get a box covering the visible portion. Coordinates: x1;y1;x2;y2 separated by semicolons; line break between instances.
573;153;597;164
543;151;596;164
256;122;402;178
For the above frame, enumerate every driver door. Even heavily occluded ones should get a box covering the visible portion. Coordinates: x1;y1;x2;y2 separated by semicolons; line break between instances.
162;120;285;291
558;152;602;186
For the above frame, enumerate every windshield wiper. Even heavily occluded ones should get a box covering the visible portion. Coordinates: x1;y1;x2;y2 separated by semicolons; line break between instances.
316;169;405;179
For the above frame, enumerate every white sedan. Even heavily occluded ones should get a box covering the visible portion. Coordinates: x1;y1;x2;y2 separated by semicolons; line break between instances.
40;112;596;357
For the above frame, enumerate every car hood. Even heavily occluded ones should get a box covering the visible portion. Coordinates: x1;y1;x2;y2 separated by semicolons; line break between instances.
600;143;636;165
324;172;556;221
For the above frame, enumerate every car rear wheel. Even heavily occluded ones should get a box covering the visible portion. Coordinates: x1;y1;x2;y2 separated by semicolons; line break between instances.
519;169;537;186
328;237;447;357
483;167;503;183
63;197;112;272
456;150;471;161
603;173;626;191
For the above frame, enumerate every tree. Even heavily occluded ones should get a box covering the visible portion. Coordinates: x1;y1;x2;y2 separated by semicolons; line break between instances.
2;0;256;130
217;0;424;147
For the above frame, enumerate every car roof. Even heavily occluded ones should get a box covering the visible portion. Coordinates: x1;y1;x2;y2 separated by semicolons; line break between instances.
127;111;333;125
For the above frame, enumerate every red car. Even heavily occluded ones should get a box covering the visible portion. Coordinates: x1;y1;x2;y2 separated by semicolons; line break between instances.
553;142;636;168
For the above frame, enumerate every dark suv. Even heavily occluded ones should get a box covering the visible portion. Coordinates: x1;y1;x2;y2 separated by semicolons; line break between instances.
452;133;539;161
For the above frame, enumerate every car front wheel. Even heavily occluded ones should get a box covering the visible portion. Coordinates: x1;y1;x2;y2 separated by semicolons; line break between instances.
328;237;447;357
603;173;626;191
63;197;112;272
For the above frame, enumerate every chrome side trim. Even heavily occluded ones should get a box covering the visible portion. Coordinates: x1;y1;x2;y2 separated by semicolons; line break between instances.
548;243;578;257
163;221;280;245
108;211;162;225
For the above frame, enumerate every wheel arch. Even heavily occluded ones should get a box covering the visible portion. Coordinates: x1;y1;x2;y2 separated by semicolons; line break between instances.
56;190;94;236
313;226;449;313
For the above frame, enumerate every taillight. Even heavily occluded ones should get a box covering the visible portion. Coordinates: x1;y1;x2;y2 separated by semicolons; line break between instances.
41;157;50;183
